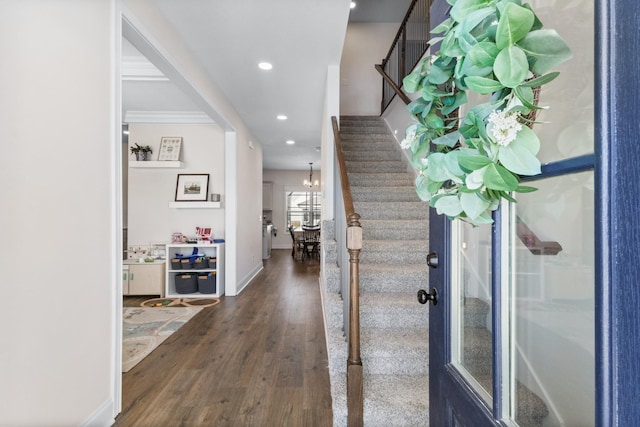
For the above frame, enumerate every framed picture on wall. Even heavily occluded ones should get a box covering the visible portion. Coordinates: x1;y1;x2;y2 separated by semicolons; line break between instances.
175;174;209;201
158;137;182;161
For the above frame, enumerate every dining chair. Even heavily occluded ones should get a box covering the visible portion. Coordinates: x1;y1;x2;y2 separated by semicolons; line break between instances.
289;226;305;260
302;226;321;259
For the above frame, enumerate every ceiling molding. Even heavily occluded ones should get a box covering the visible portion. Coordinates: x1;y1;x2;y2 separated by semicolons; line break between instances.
124;111;215;124
122;56;168;81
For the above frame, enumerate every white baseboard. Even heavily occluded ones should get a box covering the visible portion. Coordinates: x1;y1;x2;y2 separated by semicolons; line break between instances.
228;262;263;296
81;398;115;427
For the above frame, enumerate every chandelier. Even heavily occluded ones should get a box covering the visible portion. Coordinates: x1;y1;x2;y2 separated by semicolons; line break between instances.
303;162;319;188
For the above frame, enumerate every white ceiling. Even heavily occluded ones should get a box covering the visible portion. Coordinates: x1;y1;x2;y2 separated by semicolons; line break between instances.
122;0;412;170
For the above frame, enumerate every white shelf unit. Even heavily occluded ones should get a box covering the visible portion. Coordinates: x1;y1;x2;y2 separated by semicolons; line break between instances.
130;160;182;168
165;243;225;298
168;201;222;209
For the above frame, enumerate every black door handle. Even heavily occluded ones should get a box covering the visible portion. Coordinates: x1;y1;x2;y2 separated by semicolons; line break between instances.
417;288;438;306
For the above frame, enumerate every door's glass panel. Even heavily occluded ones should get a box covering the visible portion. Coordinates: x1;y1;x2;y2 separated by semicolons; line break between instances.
509;171;595;427
528;0;594;163
452;221;493;402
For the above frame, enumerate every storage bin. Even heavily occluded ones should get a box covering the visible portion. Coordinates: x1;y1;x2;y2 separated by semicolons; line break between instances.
208;258;217;269
180;258;193;269
197;272;216;294
175;273;197;294
171;258;182;269
193;256;209;269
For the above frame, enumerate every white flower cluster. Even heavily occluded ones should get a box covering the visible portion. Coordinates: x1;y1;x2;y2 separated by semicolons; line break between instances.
400;124;417;149
487;110;522;146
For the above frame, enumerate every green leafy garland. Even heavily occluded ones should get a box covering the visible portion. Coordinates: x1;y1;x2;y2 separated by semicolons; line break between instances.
401;0;572;225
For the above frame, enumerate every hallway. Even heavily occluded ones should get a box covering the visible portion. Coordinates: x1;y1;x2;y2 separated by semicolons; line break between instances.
115;250;332;426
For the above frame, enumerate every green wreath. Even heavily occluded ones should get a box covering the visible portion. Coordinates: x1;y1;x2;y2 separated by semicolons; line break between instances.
401;0;572;225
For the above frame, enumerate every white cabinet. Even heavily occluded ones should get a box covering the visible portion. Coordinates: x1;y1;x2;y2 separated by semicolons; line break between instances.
165;243;225;298
123;261;165;296
263;182;273;211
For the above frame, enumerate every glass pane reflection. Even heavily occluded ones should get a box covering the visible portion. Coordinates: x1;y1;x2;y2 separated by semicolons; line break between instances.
454;221;493;401
510;171;595;427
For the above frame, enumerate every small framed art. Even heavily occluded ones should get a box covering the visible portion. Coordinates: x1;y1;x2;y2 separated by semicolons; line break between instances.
158;137;182;161
175;174;209;201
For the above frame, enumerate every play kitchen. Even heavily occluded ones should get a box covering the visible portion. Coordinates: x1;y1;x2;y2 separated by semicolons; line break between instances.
123;227;225;298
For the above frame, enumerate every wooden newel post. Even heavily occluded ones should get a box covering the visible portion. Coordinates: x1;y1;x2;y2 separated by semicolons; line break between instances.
346;213;363;426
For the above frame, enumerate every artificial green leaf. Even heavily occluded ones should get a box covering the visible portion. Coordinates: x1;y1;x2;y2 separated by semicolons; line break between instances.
495;3;535;49
468;41;500;67
441;90;468;115
403;71;423;93
457;151;493;170
494;45;529;88
520;71;560;87
441;27;464;57
415;174;435;201
407;98;430;115
461;192;492;220
469;210;495;225
434;195;464;217
444;150;466;178
450;0;494;23
465;166;488;190
517;29;572;75
513;85;543;111
511;124;540;154
432;130;461;148
431;17;454;35
498;190;517;203
483;163;519;190
428;63;453;85
515;185;538;193
460;55;493;78
459;7;496;36
426;153;449;181
499;145;541;175
425;112;446;129
522;3;543;31
465;76;504;94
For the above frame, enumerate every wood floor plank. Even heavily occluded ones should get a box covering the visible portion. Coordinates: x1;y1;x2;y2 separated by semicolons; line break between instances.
115;250;332;426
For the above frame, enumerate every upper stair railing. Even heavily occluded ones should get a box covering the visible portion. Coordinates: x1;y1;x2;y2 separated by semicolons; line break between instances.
375;0;432;114
331;116;363;426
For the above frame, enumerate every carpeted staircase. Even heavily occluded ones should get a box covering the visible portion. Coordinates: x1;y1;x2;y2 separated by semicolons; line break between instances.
321;115;430;426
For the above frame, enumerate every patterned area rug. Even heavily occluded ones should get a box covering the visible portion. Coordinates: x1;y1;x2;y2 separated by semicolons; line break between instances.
122;306;203;372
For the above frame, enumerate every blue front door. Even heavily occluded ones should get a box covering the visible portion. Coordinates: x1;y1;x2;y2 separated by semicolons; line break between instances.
426;0;640;425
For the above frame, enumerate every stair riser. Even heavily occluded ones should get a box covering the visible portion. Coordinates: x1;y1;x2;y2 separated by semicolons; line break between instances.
344;151;402;162
355;203;428;220
352;187;418;203
363;226;429;241
339;126;389;134
359;250;427;265
360;309;428;330
346;161;406;173
330;355;428;376
348;174;414;187
358;275;427;293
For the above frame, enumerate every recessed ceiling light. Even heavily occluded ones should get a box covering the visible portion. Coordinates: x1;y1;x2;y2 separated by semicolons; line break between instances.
277;115;288;120
350;2;356;9
286;140;295;145
258;62;272;70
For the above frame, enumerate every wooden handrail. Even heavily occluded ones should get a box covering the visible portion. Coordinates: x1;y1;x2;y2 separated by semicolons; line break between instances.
374;64;412;105
332;116;363;426
380;0;420;68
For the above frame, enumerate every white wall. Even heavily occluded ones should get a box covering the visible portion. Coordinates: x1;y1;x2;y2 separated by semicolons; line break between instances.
340;23;399;116
263;170;322;250
128;123;225;245
123;0;263;296
0;1;118;425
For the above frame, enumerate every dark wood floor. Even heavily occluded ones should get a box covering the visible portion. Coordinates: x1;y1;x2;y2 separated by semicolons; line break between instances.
115;250;332;427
